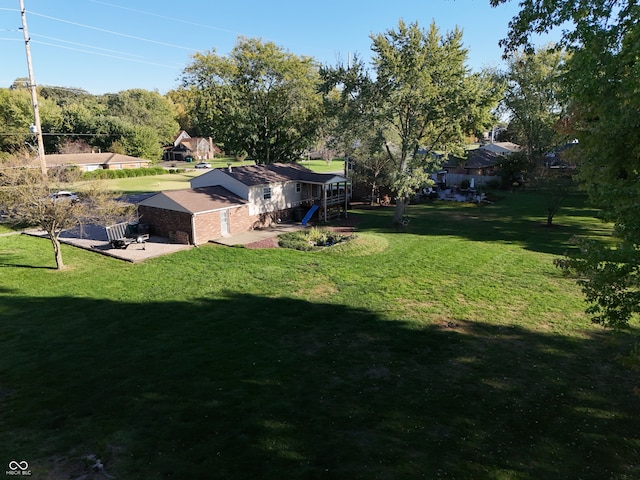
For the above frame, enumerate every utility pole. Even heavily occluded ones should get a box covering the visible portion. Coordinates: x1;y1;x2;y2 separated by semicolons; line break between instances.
20;0;47;178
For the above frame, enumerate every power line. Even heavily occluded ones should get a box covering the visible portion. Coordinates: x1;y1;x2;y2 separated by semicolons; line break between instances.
88;0;243;37
32;33;144;59
28;10;200;52
31;39;183;69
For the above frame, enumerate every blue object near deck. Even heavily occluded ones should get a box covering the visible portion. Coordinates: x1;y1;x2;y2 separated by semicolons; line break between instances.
301;204;319;226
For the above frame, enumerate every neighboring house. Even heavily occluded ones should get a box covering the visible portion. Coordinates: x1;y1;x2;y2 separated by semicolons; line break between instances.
135;163;350;245
479;141;521;156
443;149;501;176
45;152;151;172
545;140;579;169
434;149;502;187
191;163;350;225
162;130;221;162
137;186;249;245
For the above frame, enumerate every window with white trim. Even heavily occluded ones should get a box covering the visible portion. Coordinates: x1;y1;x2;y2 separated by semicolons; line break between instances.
263;187;272;200
295;183;301;193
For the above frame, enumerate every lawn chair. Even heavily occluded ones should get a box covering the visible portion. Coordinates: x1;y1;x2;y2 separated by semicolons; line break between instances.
105;222;149;249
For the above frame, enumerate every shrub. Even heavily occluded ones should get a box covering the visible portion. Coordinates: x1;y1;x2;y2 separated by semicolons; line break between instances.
279;228;347;251
485;178;501;190
81;166;167;180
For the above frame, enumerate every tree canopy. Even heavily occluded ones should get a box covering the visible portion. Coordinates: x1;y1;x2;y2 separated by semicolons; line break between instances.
492;0;640;327
499;45;568;160
177;37;323;164
324;20;501;223
0;85;178;161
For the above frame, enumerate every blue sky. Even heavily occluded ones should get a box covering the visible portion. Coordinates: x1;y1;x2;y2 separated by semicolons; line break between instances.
0;0;555;95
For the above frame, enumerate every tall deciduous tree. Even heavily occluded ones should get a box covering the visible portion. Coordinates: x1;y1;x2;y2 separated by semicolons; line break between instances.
491;0;640;327
178;37;323;163
499;45;568;160
324;21;501;223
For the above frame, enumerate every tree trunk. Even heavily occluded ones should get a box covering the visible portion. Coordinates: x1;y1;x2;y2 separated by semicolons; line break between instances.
393;197;408;224
50;235;65;270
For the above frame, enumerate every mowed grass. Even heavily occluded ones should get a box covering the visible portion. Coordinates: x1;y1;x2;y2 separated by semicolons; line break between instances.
1;192;639;479
81;170;206;195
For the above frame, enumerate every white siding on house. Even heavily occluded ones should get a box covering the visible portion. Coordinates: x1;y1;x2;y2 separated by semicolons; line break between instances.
190;169;250;200
189;165;347;217
246;182;305;216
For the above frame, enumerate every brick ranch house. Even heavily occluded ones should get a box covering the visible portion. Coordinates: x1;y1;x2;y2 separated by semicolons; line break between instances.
137;163;350;245
137;186;249;245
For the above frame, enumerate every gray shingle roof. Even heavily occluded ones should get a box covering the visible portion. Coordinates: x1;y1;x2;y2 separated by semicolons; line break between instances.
223;163;346;186
138;186;247;214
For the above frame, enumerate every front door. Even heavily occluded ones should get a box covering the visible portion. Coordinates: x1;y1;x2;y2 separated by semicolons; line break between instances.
220;210;229;236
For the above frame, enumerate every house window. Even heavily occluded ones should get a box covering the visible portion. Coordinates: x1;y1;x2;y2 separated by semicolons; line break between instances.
263;187;272;200
296;183;301;193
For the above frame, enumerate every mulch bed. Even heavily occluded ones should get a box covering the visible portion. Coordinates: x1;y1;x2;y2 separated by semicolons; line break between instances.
244;217;361;249
245;237;281;249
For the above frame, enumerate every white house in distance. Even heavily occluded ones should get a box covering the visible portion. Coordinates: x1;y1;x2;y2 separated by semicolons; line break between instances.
45;152;151;172
137;163;350;245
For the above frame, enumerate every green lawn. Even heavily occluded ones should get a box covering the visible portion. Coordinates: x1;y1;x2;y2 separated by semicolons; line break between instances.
98;170;205;194
1;192;638;479
0;224;16;234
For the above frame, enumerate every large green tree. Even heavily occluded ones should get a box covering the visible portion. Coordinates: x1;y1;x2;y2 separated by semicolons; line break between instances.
177;37;323;164
499;45;568;160
103;89;178;146
491;0;640;327
324;21;501;223
0;87;63;153
1;83;178;161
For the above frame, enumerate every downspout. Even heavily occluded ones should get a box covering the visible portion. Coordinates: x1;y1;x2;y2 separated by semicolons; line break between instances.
191;213;197;246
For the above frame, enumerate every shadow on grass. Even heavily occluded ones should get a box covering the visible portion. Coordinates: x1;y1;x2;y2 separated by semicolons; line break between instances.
0;263;56;270
352;192;613;256
1;293;638;479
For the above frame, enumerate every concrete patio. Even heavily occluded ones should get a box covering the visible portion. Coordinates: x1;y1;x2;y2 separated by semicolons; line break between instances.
23;222;306;262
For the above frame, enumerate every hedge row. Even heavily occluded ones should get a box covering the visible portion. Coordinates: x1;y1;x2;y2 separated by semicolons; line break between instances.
81;167;184;180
